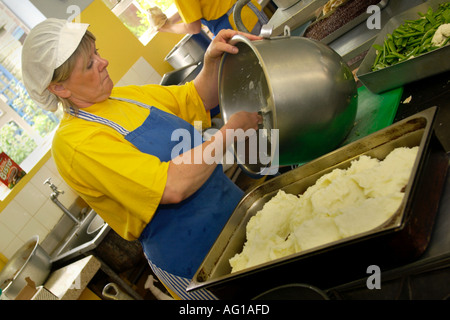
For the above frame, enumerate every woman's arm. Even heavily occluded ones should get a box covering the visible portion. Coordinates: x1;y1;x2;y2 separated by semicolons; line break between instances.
160;110;261;204
158;18;202;34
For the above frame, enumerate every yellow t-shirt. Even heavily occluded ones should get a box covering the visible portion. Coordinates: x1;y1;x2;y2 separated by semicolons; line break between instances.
174;0;261;31
52;82;211;241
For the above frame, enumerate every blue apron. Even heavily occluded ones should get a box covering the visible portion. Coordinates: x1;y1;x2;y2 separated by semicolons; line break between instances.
201;2;268;36
69;97;243;299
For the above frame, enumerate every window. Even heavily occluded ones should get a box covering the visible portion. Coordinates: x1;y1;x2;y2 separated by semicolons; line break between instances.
0;2;59;198
102;0;176;45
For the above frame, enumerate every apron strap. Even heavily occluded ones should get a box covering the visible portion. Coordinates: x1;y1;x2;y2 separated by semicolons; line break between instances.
110;96;153;110
68;107;130;136
67;97;153;136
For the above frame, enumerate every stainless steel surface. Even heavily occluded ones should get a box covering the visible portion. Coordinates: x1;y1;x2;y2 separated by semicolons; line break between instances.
0;235;52;300
44;178;81;226
50;209;110;264
159;62;202;86
218;34;357;176
164;31;210;69
328;0;426;62
266;0;330;36
356;0;450;93
266;0;426;67
188;107;444;298
273;0;302;9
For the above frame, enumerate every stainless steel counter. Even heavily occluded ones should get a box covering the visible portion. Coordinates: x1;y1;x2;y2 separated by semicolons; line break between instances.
327;0;427;63
267;0;429;65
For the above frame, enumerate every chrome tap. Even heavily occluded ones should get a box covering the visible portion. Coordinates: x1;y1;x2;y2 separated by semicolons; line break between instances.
44;178;80;225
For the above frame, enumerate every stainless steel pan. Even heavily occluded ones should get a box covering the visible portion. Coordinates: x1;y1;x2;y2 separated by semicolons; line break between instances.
187;107;448;299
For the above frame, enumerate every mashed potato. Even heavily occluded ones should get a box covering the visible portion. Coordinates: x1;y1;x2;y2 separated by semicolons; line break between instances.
229;147;418;273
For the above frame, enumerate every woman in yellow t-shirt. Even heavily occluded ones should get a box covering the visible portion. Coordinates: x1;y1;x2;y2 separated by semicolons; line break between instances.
155;0;268;36
21;18;262;299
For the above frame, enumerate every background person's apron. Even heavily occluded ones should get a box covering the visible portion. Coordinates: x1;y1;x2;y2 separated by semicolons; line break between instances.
201;2;268;36
69;97;243;299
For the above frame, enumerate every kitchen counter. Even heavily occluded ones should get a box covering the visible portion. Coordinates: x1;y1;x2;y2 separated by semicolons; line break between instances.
44;255;101;300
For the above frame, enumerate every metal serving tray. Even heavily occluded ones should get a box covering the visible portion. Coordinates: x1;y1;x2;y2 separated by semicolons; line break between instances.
187;107;448;299
356;0;450;94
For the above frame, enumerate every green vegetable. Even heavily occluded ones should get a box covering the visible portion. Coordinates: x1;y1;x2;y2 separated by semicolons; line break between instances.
371;2;450;71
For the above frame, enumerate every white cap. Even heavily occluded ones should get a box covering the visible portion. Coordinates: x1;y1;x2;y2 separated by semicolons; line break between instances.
21;18;90;112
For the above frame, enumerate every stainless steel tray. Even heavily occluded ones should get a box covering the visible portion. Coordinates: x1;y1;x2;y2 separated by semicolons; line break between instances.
356;0;450;93
187;107;448;299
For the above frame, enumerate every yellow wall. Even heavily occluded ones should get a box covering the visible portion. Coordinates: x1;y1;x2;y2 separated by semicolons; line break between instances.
0;252;7;271
78;288;102;300
80;0;184;83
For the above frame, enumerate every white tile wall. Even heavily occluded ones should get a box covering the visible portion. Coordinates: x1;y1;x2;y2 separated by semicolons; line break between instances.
0;57;161;260
115;56;162;87
0;157;78;259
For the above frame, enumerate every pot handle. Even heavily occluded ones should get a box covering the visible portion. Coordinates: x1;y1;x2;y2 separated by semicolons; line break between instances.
233;1;291;39
262;25;291;39
233;0;250;33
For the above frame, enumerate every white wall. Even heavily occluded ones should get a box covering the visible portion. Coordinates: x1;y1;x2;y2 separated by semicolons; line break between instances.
115;56;162;87
29;0;94;21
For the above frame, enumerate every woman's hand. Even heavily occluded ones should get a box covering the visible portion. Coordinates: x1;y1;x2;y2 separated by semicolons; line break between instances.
204;29;262;63
194;30;262;110
225;111;262;132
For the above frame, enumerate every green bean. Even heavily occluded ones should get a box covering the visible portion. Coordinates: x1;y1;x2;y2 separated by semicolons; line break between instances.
442;36;450;46
397;31;425;38
421;28;435;43
391;52;407;59
406;46;420;59
373;44;384;52
387;38;397;53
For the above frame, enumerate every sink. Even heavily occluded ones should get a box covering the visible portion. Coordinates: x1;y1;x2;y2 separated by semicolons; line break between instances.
50;209;110;264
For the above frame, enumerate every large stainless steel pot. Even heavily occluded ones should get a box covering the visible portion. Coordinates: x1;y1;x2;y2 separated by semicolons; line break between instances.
218;32;358;176
0;235;52;300
164;31;211;69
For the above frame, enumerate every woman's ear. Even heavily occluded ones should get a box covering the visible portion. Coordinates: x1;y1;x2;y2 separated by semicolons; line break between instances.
48;83;71;99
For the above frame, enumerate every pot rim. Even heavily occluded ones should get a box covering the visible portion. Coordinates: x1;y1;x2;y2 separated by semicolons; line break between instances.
220;35;280;176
